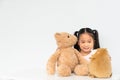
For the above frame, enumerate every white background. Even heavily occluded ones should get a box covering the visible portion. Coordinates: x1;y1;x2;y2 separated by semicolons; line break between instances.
0;0;120;80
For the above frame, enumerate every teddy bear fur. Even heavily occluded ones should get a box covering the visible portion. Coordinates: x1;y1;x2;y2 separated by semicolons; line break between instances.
88;48;112;78
46;32;88;76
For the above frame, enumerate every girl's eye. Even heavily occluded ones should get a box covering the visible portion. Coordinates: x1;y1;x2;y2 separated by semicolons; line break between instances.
88;41;92;43
81;41;85;43
88;41;91;43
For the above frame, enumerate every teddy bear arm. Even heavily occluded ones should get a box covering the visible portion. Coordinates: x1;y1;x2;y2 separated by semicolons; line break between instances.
74;49;81;63
47;50;60;75
80;56;89;64
74;49;88;64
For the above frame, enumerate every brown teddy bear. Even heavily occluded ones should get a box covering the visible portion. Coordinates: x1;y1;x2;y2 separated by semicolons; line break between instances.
46;32;88;76
88;48;112;78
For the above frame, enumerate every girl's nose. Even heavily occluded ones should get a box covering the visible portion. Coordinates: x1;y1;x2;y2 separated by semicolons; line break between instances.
84;43;88;46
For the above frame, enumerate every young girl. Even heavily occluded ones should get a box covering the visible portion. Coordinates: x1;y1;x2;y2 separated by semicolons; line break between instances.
74;27;100;61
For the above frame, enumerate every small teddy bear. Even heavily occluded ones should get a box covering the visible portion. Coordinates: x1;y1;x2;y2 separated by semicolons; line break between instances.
46;32;88;76
88;48;112;78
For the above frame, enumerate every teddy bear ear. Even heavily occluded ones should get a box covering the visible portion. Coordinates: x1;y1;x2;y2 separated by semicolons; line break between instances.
55;32;60;35
55;32;61;37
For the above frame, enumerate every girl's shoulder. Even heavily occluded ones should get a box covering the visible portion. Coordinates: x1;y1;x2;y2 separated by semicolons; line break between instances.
83;49;97;61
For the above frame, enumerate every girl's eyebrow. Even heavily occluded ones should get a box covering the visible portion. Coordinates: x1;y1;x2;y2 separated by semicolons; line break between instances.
80;38;92;40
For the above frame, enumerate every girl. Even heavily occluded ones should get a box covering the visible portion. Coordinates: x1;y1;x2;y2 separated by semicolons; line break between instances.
74;27;100;61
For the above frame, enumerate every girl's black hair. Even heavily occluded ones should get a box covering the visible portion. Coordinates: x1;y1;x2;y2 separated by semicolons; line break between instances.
74;27;100;51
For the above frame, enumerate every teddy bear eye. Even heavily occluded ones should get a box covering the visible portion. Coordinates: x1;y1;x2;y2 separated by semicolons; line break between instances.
67;35;70;38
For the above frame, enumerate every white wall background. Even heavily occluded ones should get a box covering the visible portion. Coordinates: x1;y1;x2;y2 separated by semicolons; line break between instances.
0;0;120;79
